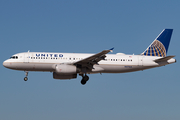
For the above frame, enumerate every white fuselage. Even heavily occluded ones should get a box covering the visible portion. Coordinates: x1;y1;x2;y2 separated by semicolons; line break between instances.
3;29;176;84
3;52;176;74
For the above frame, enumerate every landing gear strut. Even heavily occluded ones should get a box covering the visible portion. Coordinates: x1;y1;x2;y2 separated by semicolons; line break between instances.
80;75;89;85
24;71;28;81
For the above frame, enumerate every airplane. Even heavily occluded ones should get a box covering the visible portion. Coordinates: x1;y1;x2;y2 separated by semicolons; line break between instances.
3;29;176;85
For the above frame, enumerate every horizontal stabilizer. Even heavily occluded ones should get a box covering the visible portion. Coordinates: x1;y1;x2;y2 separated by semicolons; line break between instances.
154;55;175;63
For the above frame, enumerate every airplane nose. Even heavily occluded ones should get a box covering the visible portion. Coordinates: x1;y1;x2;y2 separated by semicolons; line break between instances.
3;60;10;68
3;60;17;70
3;61;7;67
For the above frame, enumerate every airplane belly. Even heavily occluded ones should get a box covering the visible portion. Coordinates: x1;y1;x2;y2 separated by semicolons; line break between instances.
99;64;144;73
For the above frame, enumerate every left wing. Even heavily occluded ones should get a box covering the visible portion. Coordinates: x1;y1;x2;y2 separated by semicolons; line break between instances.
73;48;114;69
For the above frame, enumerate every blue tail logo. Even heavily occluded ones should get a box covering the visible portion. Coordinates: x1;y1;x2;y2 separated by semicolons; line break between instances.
141;29;173;57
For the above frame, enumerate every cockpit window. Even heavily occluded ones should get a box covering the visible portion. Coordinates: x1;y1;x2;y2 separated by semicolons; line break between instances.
10;56;18;59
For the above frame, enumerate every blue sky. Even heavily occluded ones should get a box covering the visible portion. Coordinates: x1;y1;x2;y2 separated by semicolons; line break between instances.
0;0;179;120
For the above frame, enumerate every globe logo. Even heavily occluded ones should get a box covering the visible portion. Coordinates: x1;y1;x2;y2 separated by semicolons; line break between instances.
142;40;166;57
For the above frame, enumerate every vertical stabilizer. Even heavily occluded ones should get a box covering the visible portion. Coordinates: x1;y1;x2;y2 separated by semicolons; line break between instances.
141;29;173;57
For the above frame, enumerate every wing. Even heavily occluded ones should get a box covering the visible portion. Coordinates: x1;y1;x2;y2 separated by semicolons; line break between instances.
73;48;114;70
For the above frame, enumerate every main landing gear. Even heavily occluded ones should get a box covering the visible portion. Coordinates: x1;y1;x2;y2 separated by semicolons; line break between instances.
80;74;89;85
24;71;28;81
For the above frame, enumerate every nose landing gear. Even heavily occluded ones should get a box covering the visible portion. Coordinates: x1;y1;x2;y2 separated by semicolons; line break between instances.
24;71;28;81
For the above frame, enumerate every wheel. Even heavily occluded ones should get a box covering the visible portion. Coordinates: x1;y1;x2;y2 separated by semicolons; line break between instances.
80;75;89;85
24;77;28;81
84;75;89;81
81;79;87;85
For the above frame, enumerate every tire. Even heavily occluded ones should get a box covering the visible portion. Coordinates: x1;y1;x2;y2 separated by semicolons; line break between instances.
24;77;28;81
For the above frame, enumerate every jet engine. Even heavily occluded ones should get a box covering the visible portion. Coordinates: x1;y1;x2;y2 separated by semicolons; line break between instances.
53;64;77;79
55;64;77;74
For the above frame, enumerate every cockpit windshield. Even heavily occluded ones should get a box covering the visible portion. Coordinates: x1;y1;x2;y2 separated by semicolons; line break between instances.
10;56;18;59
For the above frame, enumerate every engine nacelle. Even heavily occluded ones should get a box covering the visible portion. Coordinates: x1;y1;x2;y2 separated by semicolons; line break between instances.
53;72;77;79
55;64;77;74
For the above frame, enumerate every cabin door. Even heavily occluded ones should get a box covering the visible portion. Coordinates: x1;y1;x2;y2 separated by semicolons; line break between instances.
138;56;143;66
24;53;29;63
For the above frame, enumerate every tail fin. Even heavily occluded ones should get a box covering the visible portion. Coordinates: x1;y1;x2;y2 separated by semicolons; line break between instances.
141;29;173;57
